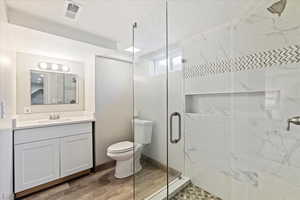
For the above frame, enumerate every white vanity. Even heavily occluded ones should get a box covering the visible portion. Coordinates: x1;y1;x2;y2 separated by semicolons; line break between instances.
13;119;95;197
13;53;94;198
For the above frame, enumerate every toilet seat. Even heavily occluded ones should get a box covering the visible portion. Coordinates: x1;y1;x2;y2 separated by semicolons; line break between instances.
107;141;142;154
108;141;142;154
108;141;133;153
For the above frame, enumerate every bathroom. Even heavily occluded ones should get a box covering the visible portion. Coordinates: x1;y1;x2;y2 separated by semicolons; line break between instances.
0;0;300;199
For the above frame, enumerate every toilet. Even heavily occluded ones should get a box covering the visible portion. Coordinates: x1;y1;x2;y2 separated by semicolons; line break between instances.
107;119;153;178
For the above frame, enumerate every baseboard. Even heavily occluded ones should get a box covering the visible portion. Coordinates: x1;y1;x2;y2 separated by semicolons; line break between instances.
94;160;116;172
141;155;180;177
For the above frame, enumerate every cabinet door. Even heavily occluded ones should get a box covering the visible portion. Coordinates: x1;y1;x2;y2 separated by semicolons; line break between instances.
14;139;60;192
60;134;93;177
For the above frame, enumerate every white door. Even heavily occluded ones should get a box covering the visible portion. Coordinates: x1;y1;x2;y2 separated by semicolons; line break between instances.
95;56;133;165
60;134;93;177
14;139;60;192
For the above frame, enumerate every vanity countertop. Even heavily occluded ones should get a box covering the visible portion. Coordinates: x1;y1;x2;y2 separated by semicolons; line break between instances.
14;117;95;130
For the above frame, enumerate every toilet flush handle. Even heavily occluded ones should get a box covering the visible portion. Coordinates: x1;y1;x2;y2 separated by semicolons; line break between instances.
287;116;300;131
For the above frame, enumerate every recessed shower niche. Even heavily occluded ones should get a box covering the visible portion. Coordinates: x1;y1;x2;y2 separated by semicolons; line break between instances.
185;91;280;117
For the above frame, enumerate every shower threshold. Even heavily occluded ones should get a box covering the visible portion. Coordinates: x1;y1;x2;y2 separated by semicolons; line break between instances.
145;176;191;200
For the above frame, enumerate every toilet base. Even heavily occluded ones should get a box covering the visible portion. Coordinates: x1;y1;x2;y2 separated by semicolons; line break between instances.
115;155;142;179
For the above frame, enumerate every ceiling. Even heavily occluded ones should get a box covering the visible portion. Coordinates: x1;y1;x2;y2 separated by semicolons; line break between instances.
5;0;266;55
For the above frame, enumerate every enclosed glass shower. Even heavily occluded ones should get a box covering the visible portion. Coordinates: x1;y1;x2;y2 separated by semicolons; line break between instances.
133;0;300;200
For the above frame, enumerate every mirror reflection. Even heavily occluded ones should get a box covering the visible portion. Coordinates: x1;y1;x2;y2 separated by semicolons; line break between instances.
31;70;78;105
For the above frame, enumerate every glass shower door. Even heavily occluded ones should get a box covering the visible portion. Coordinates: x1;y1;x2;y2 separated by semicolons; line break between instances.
132;1;186;199
132;1;171;199
167;0;300;200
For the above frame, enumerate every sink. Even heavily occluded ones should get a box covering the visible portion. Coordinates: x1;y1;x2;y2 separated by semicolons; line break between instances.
19;118;72;126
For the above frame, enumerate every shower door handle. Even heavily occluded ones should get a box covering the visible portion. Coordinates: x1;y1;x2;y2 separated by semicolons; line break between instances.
170;112;181;144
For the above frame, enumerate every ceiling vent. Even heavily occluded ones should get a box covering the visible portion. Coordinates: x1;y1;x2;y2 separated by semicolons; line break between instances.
64;0;82;20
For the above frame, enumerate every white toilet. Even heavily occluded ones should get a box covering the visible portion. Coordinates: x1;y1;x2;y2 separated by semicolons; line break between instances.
107;119;153;178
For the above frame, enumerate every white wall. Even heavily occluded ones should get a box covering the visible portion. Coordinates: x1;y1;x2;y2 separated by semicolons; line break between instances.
95;57;133;165
0;0;7;22
0;1;14;199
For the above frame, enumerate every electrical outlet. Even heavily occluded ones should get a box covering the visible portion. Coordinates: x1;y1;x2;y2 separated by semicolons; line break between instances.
24;106;31;114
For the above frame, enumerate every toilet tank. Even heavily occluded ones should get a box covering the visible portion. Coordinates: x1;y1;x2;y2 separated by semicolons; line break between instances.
134;119;153;144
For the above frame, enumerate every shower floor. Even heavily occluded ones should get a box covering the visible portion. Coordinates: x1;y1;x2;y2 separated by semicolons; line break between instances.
171;184;222;200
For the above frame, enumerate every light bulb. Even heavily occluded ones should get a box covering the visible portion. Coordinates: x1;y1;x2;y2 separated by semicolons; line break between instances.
62;66;69;72
124;46;140;53
39;62;48;69
51;64;59;70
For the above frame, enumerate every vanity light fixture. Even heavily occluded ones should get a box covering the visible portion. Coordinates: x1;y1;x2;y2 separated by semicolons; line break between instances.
37;62;70;72
39;62;48;69
125;46;140;53
62;65;70;72
51;63;59;70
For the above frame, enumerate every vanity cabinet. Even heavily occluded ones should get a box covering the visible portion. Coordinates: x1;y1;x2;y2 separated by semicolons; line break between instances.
60;134;93;177
14;122;93;194
14;139;60;192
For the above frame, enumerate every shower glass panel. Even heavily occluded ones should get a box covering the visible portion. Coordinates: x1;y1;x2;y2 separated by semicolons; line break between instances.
168;0;300;200
132;1;182;199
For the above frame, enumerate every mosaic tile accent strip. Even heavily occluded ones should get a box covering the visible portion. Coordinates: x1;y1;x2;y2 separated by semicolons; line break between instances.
171;184;222;200
184;44;300;79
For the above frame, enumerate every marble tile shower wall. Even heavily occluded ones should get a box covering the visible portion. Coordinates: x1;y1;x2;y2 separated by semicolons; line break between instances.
182;1;300;200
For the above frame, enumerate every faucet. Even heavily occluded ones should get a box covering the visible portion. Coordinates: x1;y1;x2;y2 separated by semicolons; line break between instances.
287;116;300;131
49;113;60;120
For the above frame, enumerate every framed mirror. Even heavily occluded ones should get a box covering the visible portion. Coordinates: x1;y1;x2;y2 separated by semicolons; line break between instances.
31;70;78;105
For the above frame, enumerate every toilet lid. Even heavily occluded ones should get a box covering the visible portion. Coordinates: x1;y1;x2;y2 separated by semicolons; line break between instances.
108;141;134;153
